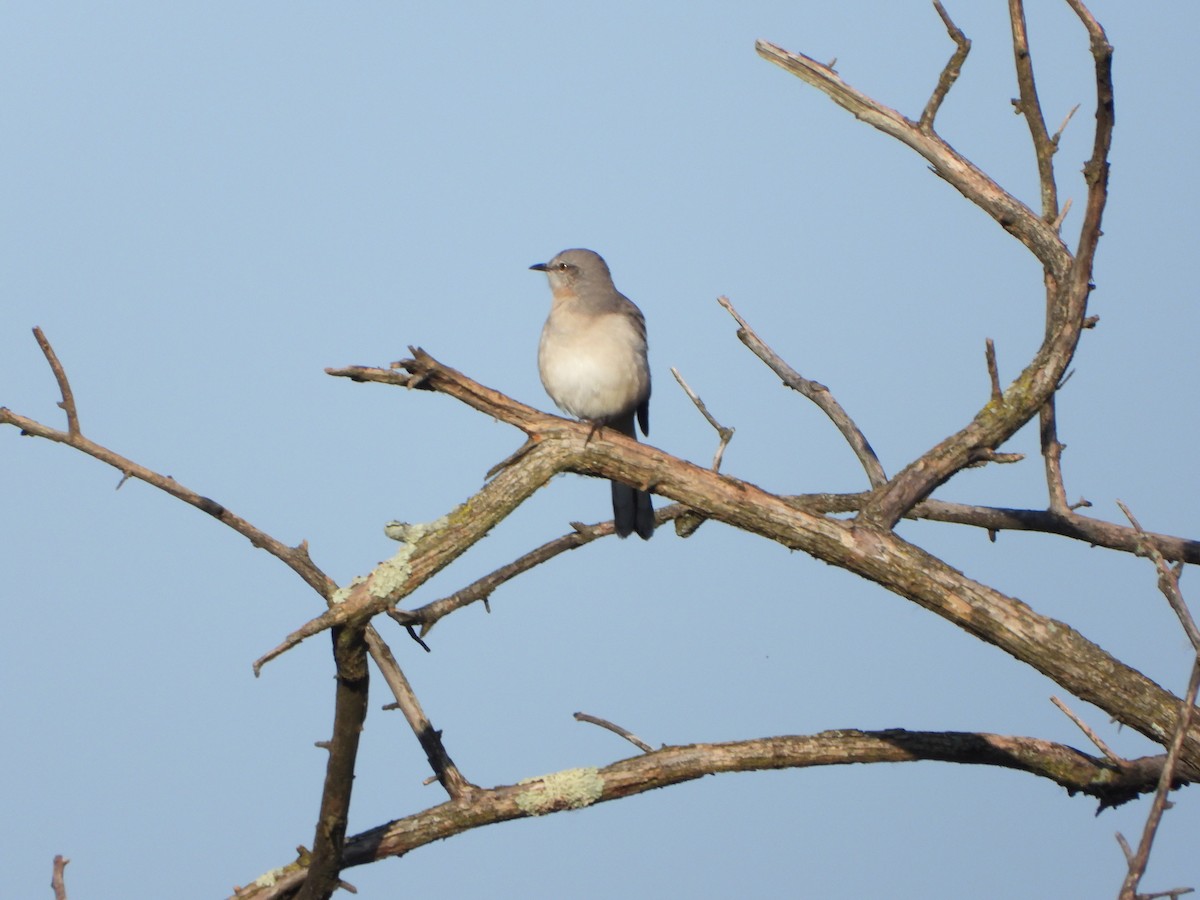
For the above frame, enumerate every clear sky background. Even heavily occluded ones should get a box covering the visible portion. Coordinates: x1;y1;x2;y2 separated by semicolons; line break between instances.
3;2;1198;898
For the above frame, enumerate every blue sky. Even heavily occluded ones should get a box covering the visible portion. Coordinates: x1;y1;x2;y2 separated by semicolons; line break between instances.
3;2;1198;898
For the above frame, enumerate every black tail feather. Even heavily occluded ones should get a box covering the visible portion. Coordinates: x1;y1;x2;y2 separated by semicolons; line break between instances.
612;481;654;540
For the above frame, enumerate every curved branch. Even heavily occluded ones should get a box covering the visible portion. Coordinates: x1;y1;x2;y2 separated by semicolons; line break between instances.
0;405;334;598
753;40;1069;278
230;727;1182;898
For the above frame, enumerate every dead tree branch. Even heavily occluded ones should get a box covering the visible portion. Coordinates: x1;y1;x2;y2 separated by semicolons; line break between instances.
1119;661;1200;900
920;1;971;131
296;625;370;900
230;727;1179;899
717;296;886;488
756;0;1110;530
50;855;69;900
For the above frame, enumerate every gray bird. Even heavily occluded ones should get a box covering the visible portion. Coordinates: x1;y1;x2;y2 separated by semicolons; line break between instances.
531;248;654;539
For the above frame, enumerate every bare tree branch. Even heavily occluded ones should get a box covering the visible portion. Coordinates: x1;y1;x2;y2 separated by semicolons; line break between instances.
755;18;1091;530
670;366;734;472
230;727;1177;898
1119;660;1200;900
296;625;369;900
1009;0;1078;515
985;338;1003;404
395;491;1200;638
366;628;475;799
50;855;69;900
1117;501;1200;654
1008;0;1061;221
31;327;80;438
920;0;971;131
394;520;621;636
753;40;1069;277
1051;695;1122;764
574;712;655;753
0;389;334;599
717;295;886;489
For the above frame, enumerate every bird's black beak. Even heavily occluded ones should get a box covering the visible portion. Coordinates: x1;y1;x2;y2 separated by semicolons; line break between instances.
529;262;549;271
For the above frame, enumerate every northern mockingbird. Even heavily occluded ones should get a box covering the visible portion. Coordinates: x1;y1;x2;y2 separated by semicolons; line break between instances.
530;248;654;539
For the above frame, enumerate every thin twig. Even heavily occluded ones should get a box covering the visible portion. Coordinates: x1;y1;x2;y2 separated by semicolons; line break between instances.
985;338;1002;404
574;712;654;753
1012;0;1074;515
1051;695;1122;764
1008;0;1060;220
394;520;631;635
1040;397;1071;513
671;367;734;472
1052;196;1073;233
1052;103;1081;146
32;327;81;437
920;0;971;131
718;295;887;489
1118;659;1200;900
1117;501;1200;653
484;438;537;481
968;449;1024;466
366;627;474;798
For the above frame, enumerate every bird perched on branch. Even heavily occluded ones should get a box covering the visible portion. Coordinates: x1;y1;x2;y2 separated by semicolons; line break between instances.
530;248;654;539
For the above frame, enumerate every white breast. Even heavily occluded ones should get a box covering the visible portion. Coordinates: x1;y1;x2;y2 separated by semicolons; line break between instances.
539;308;649;422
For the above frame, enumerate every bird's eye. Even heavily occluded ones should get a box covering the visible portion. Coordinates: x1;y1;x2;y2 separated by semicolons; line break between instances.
557;262;569;271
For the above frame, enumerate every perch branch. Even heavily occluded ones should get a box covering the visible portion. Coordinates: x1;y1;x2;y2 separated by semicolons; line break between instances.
323;353;1200;770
